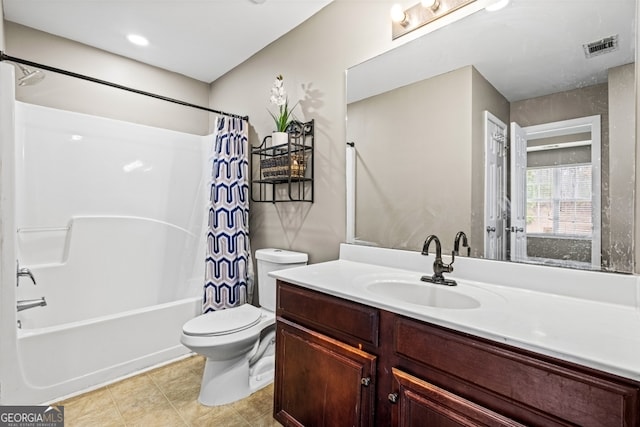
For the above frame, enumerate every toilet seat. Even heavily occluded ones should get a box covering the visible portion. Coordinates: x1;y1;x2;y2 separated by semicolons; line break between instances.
183;304;262;337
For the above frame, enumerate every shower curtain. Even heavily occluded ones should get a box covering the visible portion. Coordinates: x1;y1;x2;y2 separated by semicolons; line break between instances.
203;116;253;313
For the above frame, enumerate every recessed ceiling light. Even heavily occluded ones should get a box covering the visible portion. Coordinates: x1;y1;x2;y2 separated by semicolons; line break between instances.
485;0;510;12
127;34;149;46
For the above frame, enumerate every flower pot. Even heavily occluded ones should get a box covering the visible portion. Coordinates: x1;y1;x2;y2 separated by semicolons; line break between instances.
272;131;288;147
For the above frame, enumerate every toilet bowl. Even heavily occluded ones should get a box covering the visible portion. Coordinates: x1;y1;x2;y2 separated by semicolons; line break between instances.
180;248;308;406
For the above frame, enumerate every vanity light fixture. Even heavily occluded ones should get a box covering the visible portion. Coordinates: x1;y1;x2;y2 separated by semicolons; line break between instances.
421;0;440;11
391;0;476;39
390;4;409;26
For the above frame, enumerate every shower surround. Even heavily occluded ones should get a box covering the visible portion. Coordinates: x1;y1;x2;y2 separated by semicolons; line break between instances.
1;99;209;404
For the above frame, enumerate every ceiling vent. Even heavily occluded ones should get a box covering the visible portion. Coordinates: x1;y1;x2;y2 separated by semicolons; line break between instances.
583;35;619;58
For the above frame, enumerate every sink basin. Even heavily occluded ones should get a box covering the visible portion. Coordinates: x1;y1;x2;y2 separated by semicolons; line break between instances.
365;280;481;309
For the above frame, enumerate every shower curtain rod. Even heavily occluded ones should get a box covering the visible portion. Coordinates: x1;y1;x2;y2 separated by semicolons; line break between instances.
0;52;249;121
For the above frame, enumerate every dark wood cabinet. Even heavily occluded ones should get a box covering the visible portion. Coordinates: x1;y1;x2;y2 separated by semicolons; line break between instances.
390;368;524;427
391;317;640;427
275;280;640;426
274;319;376;427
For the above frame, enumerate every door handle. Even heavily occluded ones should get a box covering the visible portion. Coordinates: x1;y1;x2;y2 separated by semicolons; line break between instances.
486;226;496;233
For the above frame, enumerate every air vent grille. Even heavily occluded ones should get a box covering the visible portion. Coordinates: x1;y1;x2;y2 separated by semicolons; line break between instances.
583;35;619;58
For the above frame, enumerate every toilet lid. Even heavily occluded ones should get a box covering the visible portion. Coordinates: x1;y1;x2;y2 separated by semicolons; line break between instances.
183;304;262;336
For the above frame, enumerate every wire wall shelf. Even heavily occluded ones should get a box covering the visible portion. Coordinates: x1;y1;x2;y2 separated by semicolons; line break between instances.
251;120;314;203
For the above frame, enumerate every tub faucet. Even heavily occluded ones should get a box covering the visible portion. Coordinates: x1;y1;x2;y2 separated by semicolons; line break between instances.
17;261;37;286
17;297;47;312
420;234;456;286
453;231;471;257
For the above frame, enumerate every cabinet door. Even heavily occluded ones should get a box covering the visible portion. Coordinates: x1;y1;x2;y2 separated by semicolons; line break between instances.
393;317;640;426
390;368;525;427
275;318;376;427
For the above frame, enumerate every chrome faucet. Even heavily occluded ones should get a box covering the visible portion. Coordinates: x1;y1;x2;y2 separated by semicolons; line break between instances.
420;234;456;286
17;261;37;286
453;231;471;257
17;297;47;312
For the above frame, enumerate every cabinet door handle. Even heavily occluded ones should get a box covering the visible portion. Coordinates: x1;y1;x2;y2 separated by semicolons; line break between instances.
388;393;398;403
360;377;371;387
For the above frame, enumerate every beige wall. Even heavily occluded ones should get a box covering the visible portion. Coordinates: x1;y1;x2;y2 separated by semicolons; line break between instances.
510;80;637;271
348;66;473;253
344;65;508;255
208;0;639;267
3;1;638;271
4;22;210;135
208;1;496;263
636;2;640;273
608;63;636;272
470;67;510;257
208;1;407;263
2;0;415;265
0;3;5;50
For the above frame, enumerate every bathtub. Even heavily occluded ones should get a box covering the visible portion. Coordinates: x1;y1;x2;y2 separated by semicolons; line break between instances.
14;296;200;404
11;216;204;404
2;101;209;404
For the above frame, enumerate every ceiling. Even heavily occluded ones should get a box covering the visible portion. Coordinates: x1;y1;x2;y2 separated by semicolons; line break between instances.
348;0;636;103
2;0;333;83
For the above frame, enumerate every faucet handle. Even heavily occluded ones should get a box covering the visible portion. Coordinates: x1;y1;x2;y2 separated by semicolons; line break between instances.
453;231;471;257
17;262;37;286
443;259;454;273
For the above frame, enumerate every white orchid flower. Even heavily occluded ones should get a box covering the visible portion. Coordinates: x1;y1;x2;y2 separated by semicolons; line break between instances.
268;74;298;132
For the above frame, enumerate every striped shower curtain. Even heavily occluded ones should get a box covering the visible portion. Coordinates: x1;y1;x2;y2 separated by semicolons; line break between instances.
203;116;253;313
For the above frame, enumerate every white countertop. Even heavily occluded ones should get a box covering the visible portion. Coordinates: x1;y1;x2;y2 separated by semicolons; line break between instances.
270;244;640;381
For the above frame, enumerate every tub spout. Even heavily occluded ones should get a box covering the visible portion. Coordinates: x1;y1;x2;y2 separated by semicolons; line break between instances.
17;297;47;312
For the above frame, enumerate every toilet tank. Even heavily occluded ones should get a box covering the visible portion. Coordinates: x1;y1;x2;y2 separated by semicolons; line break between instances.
255;248;308;311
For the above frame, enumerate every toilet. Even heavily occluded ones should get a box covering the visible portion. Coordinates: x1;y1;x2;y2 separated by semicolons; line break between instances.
180;248;308;406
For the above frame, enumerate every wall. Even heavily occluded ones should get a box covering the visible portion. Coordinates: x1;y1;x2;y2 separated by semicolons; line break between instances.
207;0;447;263
0;3;4;49
209;0;639;269
3;22;210;135
527;237;590;263
608;63;636;272
510;80;637;271
348;66;473;252
470;66;510;256
636;2;640;273
344;65;508;254
2;1;638;271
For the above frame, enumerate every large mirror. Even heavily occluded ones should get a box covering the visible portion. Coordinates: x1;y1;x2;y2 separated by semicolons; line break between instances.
347;0;636;273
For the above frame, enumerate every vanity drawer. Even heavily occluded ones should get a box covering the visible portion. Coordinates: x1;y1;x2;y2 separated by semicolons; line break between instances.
393;317;640;427
277;280;379;348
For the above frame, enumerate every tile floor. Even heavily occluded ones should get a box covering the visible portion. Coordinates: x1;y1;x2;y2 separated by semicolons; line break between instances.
54;355;282;427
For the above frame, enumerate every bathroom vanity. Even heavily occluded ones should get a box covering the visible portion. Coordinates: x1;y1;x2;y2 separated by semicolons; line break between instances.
271;244;640;426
